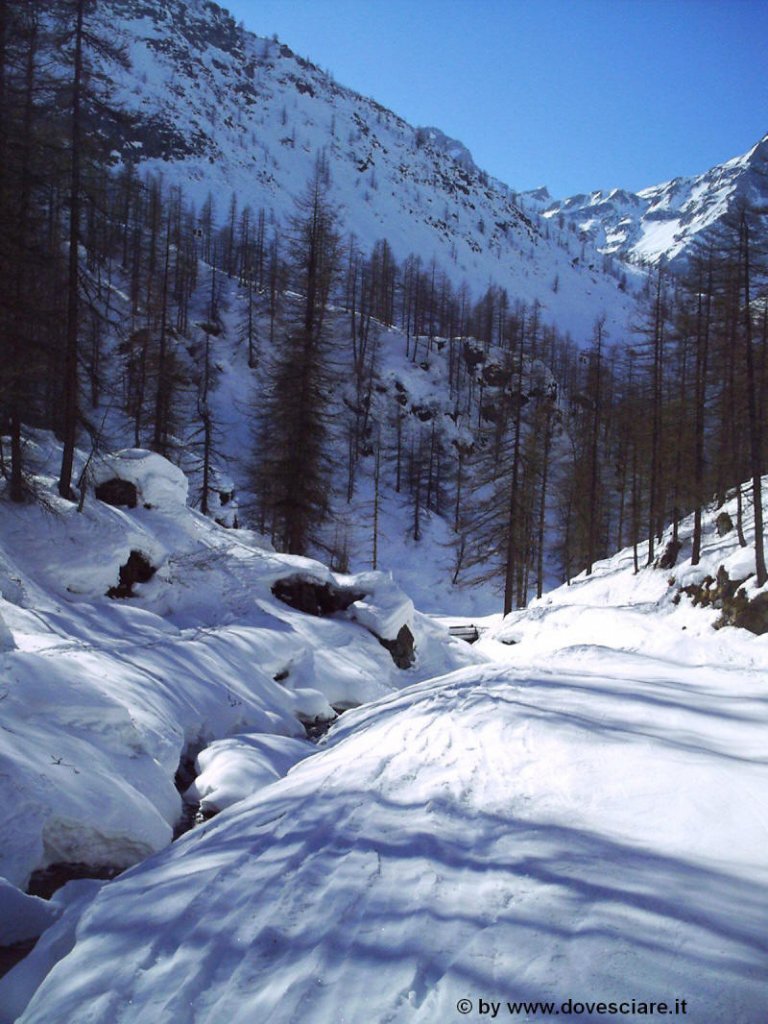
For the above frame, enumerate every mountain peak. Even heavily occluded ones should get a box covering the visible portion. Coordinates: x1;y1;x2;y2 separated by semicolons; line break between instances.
541;132;768;267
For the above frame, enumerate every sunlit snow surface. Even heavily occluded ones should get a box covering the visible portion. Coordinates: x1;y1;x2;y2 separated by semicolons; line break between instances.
2;470;767;1022
0;438;476;894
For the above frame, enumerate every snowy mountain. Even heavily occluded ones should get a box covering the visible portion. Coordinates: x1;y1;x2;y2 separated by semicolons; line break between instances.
1;441;767;1023
2;5;767;1019
91;0;639;344
530;133;768;267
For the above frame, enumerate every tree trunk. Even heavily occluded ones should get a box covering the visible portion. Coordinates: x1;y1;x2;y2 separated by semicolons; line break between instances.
740;211;767;585
59;0;86;499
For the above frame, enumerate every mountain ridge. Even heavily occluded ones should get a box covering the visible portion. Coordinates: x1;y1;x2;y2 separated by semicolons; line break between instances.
94;0;640;345
95;0;768;341
530;131;768;267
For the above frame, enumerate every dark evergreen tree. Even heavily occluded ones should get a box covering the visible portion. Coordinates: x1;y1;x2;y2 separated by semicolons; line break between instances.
252;169;342;555
54;0;128;498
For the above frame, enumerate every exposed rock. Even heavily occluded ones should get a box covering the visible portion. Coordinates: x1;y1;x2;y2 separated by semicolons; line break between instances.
412;405;433;422
272;575;365;616
299;712;338;741
174;739;209;838
480;401;500;424
92;450;189;510
481;362;511;388
681;565;747;611
462;341;485;371
94;478;138;509
679;565;768;634
716;511;734;536
27;862;122;901
107;551;157;599
731;591;768;635
273;576;416;669
656;538;682;569
375;624;415;670
0;938;36;980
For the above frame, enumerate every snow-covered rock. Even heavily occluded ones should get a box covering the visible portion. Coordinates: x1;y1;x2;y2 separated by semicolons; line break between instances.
185;733;314;813
348;571;415;642
91;449;189;510
0;439;478;896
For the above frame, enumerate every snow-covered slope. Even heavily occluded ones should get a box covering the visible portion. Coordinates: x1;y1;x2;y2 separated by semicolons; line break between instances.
3;461;767;1023
0;434;478;898
92;0;638;343
532;133;768;267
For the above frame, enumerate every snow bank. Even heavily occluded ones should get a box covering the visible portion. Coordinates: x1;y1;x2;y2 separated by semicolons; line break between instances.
6;651;767;1024
186;734;314;813
483;475;768;663
0;880;102;1024
0;441;478;948
91;449;188;509
348;570;415;642
0;880;56;946
5;467;768;1023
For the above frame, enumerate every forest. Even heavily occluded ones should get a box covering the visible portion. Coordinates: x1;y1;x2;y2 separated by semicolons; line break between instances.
1;0;766;614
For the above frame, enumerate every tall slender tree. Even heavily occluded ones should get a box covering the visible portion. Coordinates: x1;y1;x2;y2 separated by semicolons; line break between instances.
55;0;127;497
252;168;342;555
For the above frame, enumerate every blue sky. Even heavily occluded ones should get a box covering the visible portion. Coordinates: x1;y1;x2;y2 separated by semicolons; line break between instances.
221;0;768;198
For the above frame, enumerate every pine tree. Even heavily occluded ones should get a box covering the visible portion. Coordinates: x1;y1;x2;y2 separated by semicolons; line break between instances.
0;1;45;501
252;168;342;555
55;0;128;498
736;204;767;585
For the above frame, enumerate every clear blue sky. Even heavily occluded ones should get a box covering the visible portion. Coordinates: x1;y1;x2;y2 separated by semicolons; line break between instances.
221;0;768;198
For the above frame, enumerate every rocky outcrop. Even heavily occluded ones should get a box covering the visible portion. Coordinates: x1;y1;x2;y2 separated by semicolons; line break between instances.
94;478;138;509
679;565;768;635
375;624;415;670
107;551;157;599
271;576;365;616
272;574;416;669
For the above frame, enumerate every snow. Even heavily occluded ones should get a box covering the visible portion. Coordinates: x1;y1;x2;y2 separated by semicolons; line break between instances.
0;882;56;947
0;604;15;651
0;439;474;899
542;132;767;268
186;733;314;813
5;654;767;1023
94;0;642;347
348;571;415;641
91;449;189;510
2;452;767;1023
0;880;102;1024
1;5;765;1018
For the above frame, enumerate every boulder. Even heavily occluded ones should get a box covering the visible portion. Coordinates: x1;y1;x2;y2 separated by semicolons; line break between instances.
92;450;188;510
715;511;734;537
731;591;768;635
107;551;157;599
272;576;365;616
94;478;138;509
375;624;416;670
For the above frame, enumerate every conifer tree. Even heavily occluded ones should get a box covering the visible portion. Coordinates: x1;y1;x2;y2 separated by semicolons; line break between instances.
252;167;341;555
55;0;127;498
